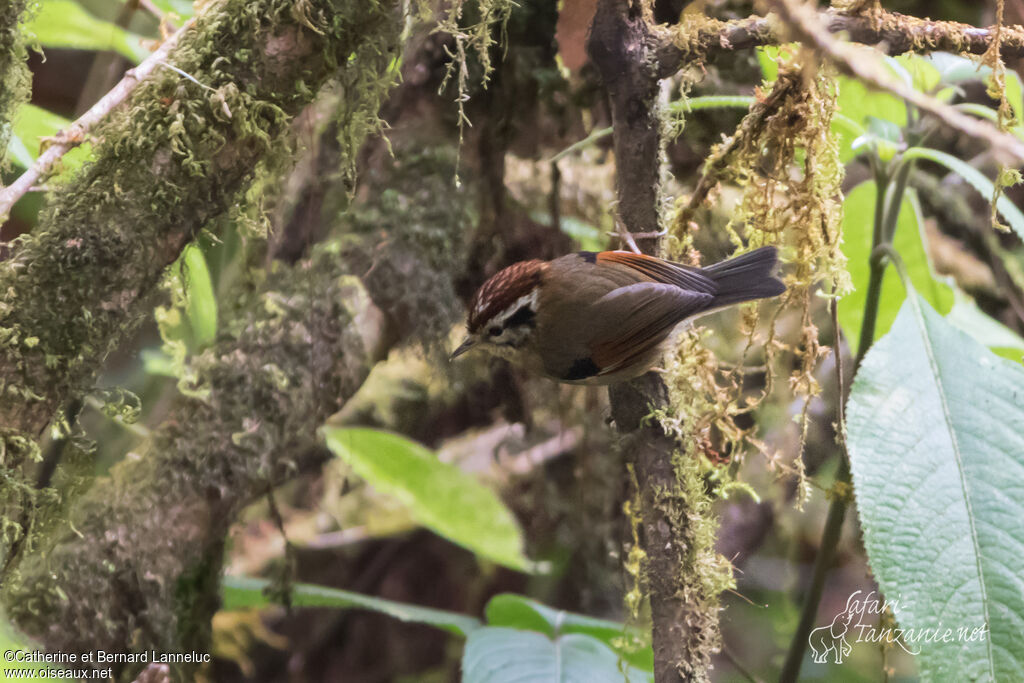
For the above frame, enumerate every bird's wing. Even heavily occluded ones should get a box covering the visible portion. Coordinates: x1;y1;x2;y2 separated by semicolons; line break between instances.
595;251;717;294
584;283;714;378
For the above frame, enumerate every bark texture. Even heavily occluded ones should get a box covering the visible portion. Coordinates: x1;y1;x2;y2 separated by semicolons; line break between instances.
0;0;399;456
1;148;471;680
0;0;29;167
588;1;719;679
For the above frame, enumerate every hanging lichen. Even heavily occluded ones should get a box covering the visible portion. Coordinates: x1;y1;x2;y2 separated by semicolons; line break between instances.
664;55;848;508
980;0;1024;232
434;0;516;179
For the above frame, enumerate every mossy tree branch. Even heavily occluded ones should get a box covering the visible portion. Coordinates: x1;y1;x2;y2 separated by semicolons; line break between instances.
768;0;1024;163
0;18;196;218
3;256;384;679
656;7;1024;77
588;1;720;680
1;147;470;678
0;0;400;469
0;0;30;168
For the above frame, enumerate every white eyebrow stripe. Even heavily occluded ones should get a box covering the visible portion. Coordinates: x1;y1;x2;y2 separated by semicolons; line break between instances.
490;288;538;327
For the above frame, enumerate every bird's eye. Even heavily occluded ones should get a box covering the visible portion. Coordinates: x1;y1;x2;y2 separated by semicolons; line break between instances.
487;326;500;337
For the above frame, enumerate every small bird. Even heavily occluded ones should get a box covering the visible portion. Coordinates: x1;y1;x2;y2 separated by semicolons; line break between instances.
451;246;786;385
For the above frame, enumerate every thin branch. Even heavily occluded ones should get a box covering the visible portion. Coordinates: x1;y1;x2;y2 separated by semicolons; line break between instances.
589;1;722;680
657;8;1024;77
0;18;195;219
766;0;1024;164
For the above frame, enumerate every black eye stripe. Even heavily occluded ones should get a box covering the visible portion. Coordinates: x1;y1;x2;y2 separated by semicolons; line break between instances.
505;305;536;328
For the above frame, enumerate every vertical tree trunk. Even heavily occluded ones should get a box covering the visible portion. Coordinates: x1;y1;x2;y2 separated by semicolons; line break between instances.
587;1;719;680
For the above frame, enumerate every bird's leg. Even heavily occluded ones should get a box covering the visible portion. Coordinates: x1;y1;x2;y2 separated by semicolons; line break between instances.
610;227;669;254
618;228;642;254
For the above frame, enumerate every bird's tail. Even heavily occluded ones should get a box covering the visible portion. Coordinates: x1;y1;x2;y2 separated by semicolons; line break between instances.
702;246;786;307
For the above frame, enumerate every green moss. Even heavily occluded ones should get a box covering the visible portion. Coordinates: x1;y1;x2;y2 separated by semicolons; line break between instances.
0;0;30;170
0;0;403;548
434;0;517;175
1;139;471;672
338;147;472;345
1;253;371;678
0;0;401;441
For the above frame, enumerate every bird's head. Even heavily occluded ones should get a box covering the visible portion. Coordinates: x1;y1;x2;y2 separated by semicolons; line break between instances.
451;260;546;361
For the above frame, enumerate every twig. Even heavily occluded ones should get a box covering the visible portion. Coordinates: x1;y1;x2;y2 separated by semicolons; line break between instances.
768;0;1024;164
0;18;195;219
721;643;765;683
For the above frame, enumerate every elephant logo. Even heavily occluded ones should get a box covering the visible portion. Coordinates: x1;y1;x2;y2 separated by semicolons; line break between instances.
808;609;855;664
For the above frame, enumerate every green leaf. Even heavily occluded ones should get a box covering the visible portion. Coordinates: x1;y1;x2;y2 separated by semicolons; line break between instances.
7;103;91;171
892;53;941;93
836;73;904;163
902;146;1024;239
462;627;653;683
485;594;652;671
852;116;903;162
837;73;907;130
757;44;800;83
925;52;987;86
847;291;1024;681
757;45;780;82
945;291;1024;362
179;244;217;348
148;0;197;19
839;181;953;354
1004;71;1024;125
25;0;151;63
323;427;535;572
6;132;33;168
221;576;480;636
140;348;178;377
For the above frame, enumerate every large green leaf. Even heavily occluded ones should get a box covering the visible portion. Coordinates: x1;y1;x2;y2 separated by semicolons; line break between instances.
323;427;535;572
221;576;481;636
839;181;953;354
946;291;1024;362
462;627;653;683
837;76;907;130
847;292;1024;681
485;594;652;670
25;0;151;63
902;147;1024;239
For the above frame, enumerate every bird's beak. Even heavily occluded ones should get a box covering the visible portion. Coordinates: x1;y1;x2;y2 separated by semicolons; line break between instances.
450;337;475;360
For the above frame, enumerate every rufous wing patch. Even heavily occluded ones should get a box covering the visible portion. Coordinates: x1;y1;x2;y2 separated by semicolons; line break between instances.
595;251;716;294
